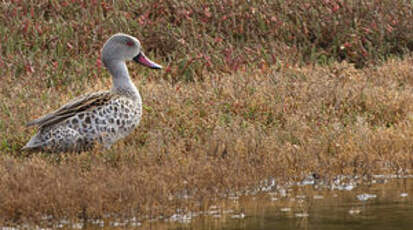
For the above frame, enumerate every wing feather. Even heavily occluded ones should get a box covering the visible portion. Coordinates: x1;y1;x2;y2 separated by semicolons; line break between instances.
26;91;115;129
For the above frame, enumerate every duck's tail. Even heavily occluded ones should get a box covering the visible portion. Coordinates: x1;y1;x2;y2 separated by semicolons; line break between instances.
21;133;43;151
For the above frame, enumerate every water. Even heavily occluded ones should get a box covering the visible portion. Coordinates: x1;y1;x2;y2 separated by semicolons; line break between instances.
2;178;412;230
153;178;413;230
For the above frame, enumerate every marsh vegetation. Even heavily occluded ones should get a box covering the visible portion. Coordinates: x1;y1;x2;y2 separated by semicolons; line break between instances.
0;0;412;225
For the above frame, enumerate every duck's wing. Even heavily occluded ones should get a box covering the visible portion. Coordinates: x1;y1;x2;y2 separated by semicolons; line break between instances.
26;91;115;129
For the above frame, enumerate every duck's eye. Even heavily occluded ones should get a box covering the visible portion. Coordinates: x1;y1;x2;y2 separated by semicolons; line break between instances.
126;41;134;47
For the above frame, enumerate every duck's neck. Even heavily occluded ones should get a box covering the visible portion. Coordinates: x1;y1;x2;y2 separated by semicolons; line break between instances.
106;60;140;100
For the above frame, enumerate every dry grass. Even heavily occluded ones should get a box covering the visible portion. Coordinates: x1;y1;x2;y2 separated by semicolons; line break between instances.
1;58;413;224
0;0;413;225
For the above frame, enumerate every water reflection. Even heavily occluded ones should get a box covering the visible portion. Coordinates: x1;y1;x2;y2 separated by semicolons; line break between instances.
1;178;411;230
166;178;412;230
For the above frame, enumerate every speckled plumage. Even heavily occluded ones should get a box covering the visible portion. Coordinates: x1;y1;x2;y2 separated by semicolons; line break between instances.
24;91;141;152
23;33;161;152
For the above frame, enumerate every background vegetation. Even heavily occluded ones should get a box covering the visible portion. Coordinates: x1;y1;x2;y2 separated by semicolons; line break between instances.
0;0;412;225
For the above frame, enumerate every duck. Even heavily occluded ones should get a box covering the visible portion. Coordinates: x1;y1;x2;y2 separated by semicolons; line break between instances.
22;33;162;152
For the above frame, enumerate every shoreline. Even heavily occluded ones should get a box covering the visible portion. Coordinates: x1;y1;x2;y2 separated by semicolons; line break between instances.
1;174;411;229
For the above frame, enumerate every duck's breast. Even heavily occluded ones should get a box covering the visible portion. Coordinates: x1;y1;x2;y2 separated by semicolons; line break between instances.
94;97;142;142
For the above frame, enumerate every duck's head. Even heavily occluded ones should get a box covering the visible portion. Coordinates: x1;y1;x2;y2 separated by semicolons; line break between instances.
101;33;162;69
